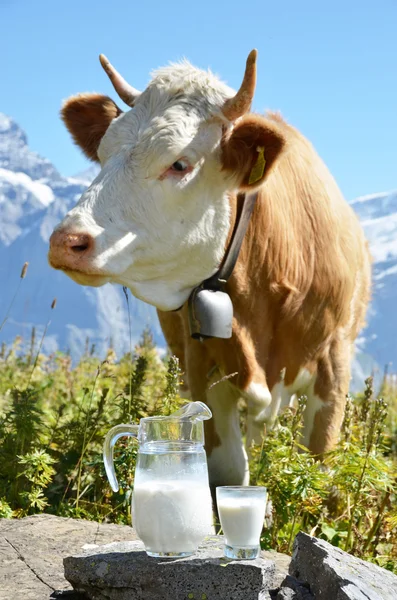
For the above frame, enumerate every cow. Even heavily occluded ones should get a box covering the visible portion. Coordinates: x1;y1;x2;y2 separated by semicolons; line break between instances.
48;50;371;493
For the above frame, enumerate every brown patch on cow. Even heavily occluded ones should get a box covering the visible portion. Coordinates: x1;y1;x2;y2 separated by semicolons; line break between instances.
61;94;122;161
221;114;286;190
207;321;260;392
157;309;187;374
308;335;351;455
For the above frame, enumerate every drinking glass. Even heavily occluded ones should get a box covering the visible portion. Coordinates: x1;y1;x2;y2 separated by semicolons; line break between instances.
216;486;267;559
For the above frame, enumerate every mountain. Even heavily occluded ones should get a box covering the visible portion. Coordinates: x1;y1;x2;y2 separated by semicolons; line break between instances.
0;112;395;387
0;113;163;358
350;191;397;380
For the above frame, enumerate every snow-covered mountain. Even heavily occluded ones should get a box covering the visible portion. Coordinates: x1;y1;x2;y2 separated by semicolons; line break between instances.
0;112;395;386
350;191;397;380
0;113;163;358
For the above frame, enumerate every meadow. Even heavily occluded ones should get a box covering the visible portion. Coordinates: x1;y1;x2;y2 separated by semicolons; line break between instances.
0;324;396;573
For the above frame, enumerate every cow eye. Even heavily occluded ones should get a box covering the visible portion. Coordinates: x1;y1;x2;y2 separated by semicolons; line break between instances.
160;158;192;180
171;160;189;172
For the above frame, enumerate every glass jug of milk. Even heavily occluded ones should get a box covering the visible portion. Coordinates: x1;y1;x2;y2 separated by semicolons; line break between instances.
103;401;213;558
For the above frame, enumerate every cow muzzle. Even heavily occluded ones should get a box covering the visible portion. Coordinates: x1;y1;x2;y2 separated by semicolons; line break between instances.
48;229;95;269
48;229;109;286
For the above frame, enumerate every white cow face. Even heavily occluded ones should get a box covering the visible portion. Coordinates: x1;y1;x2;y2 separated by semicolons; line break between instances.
48;52;285;311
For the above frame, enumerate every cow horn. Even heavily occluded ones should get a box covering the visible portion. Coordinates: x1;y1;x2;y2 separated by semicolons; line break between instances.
99;54;141;107
222;49;257;121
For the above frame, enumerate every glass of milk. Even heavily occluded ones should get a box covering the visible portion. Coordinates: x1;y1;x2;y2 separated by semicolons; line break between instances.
216;486;267;559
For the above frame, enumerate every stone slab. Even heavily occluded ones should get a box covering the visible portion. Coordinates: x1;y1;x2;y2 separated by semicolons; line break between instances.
0;515;290;600
289;532;397;600
0;514;139;600
64;536;278;600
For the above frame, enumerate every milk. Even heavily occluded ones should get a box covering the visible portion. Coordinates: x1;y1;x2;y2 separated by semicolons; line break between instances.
217;495;266;547
132;480;213;553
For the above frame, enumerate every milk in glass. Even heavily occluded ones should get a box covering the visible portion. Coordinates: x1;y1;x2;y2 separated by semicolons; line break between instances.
217;492;266;548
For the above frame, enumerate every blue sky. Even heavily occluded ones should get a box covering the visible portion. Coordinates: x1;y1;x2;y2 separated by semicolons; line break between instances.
2;0;396;201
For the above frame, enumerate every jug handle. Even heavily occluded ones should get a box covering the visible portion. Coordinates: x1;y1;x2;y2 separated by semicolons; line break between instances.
103;424;139;493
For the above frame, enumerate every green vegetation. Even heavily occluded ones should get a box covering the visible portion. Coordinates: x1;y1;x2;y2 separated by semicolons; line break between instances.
0;331;396;573
251;377;397;572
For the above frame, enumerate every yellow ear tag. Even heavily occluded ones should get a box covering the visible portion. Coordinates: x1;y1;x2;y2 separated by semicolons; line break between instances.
248;146;266;185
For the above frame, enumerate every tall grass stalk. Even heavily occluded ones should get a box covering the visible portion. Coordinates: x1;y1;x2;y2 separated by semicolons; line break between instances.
163;355;181;415
26;298;56;388
123;286;133;417
344;394;388;552
363;491;391;554
0;262;28;332
76;364;102;509
28;326;36;366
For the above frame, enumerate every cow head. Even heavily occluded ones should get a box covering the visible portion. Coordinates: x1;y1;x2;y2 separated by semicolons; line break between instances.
48;50;285;310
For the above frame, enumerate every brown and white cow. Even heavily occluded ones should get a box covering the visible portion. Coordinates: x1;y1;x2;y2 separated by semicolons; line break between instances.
48;51;371;491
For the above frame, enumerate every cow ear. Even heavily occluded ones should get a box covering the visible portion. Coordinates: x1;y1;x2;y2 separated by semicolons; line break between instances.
61;93;122;162
221;114;286;190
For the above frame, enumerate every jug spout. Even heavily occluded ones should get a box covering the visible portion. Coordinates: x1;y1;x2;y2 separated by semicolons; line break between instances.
171;401;212;421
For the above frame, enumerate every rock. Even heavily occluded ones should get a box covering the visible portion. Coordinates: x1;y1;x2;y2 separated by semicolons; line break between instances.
8;516;397;600
265;550;292;589
0;515;290;600
0;514;140;600
6;516;396;600
275;575;314;599
64;536;282;600
289;532;397;600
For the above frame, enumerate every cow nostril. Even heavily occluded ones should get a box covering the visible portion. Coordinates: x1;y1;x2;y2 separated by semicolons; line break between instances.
66;233;93;254
71;243;89;253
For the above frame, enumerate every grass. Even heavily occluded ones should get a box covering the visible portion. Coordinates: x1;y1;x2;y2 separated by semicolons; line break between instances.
0;330;396;574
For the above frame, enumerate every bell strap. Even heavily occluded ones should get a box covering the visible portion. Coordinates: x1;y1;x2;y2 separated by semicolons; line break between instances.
202;191;259;291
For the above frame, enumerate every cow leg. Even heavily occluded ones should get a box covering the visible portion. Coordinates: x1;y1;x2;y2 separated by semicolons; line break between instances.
182;335;249;502
184;346;249;522
244;374;272;452
207;324;272;455
205;379;249;492
246;367;294;451
204;379;249;529
302;337;351;455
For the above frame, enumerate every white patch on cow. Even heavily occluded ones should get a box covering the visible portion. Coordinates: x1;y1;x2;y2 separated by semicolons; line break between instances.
242;368;317;449
262;380;292;427
289;393;298;409
206;380;249;487
54;62;242;311
251;368;316;428
244;381;272;409
243;382;272;450
256;369;324;451
287;368;314;394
